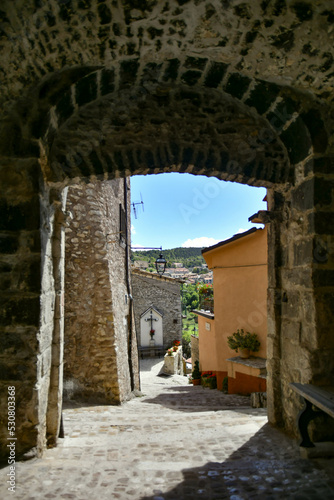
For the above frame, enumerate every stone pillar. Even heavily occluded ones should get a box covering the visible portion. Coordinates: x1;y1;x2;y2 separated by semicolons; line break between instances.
191;335;199;366
267;155;334;439
0;159;48;460
46;188;68;447
266;189;285;428
63;180;139;405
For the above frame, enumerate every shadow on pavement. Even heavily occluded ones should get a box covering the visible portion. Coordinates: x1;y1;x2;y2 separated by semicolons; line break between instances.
140;424;334;500
140;384;253;413
139;358;165;372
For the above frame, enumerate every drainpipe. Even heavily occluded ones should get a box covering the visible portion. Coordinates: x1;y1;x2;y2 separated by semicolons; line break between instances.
123;177;136;391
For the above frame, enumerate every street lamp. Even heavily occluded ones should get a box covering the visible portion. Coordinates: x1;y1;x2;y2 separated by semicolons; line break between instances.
155;253;167;277
131;246;167;277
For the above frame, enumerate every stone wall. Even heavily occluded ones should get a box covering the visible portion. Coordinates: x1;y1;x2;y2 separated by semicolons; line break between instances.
0;0;334;461
131;270;182;350
191;335;199;366
64;179;139;404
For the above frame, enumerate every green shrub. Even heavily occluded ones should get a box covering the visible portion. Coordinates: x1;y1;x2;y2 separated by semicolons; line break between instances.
192;360;201;380
227;329;260;353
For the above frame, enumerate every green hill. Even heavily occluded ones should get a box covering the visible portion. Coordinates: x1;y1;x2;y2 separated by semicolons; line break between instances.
131;247;206;269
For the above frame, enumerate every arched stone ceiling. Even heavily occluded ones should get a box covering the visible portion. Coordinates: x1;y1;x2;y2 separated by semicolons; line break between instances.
46;83;291;186
0;0;333;111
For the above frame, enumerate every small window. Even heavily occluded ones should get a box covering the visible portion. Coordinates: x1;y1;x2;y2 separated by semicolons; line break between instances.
119;204;126;246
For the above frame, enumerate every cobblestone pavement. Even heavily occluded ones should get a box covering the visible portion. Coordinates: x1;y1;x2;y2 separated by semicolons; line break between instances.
1;359;334;499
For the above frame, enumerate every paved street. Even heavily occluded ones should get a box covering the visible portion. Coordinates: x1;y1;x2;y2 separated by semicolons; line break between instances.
1;358;334;499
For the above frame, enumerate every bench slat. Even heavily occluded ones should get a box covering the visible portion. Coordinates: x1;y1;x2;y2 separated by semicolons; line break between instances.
291;383;334;418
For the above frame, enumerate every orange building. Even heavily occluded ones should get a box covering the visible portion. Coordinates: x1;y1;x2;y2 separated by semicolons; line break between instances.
195;225;268;395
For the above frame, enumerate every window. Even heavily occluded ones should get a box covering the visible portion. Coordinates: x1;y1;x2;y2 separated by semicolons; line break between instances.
119;203;126;247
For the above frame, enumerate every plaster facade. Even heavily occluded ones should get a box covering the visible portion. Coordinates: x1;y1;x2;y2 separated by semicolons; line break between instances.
197;227;268;392
0;0;333;461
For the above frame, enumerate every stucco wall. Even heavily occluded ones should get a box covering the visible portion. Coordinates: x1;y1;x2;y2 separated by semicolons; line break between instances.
131;270;182;350
203;227;268;375
198;315;216;372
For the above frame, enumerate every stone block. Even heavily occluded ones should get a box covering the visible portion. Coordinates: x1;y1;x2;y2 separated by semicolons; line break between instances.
313;156;334;175
308;212;334;235
293;239;313;266
98;3;112;24
100;68;115;96
280;117;311;164
0;327;38;358
301;108;328;153
266;97;301;132
0;296;40;327
56;90;74;126
75;73;98;107
181;70;202;86
291;178;314;211
119;59;139;88
163;58;180;82
204;62;228;88
245;81;280;115
281;319;301;344
0;233;19;254
251;391;267;408
224;73;251;99
185;56;208;70
0;198;40;231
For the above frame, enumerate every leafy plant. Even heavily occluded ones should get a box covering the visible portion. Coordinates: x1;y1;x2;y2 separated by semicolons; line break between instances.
227;329;260;353
197;283;213;296
192;360;201;380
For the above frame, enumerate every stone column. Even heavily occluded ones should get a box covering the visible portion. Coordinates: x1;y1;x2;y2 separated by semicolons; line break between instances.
0;158;47;460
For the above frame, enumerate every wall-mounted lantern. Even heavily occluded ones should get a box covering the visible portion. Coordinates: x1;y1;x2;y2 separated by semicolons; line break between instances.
155;253;167;277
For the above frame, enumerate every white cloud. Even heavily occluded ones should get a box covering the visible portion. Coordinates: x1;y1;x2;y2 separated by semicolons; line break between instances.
235;228;247;234
181;237;220;248
131;224;136;235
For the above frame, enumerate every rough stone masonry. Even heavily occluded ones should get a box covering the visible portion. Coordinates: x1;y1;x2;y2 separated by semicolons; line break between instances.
64;179;139;408
0;0;333;461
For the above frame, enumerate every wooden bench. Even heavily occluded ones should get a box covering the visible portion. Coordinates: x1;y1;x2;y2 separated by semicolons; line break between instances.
290;383;334;448
138;346;165;359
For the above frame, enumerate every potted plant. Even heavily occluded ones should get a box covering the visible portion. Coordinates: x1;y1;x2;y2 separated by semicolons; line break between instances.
227;329;260;359
191;360;201;385
167;348;173;356
173;340;180;351
150;329;155;340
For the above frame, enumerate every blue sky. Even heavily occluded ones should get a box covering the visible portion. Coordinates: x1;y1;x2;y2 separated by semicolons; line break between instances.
130;173;267;250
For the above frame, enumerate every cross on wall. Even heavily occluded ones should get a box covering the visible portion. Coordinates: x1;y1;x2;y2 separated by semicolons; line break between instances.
145;310;158;332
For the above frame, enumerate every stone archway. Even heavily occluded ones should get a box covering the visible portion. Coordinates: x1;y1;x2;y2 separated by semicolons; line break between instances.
0;0;333;462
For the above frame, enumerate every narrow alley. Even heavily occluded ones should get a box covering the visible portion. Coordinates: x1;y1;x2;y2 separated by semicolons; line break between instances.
1;359;334;500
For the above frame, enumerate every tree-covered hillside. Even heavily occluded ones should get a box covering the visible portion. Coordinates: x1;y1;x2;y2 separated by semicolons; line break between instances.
131;247;206;269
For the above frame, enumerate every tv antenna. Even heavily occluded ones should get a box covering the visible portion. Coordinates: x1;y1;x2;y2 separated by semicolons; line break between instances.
131;193;144;219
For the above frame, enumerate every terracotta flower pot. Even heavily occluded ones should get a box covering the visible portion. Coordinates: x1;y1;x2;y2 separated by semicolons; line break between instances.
239;348;250;359
192;378;201;385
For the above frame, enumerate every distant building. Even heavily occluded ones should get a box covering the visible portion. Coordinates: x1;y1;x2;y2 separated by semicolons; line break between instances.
173;262;183;268
133;260;149;270
131;269;183;350
165;267;191;279
202;273;213;284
